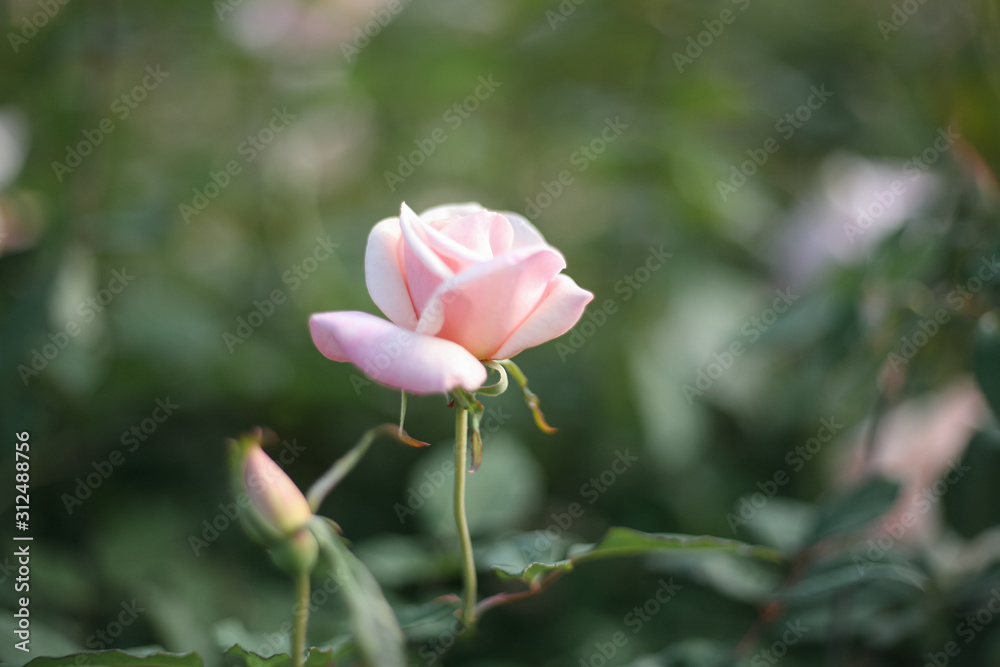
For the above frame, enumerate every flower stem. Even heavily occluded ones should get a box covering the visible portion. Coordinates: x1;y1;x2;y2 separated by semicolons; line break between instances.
453;406;477;626
293;572;310;667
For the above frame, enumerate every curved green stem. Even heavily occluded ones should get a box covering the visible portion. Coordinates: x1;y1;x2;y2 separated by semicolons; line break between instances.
453;406;477;626
293;572;310;667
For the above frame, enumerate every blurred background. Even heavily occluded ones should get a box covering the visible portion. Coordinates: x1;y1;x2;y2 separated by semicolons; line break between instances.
3;0;1000;665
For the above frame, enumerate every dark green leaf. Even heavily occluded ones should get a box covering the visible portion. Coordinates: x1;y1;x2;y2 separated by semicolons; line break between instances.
311;520;406;667
224;645;336;667
808;477;901;543
25;651;203;667
492;527;783;584
975;312;1000;422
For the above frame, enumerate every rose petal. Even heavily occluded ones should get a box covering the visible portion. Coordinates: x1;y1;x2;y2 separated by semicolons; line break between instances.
491;274;594;359
419;202;485;225
437;210;510;260
365;216;418;329
499;211;548;250
420;211;494;270
399;202;454;314
416;247;567;359
309;311;486;394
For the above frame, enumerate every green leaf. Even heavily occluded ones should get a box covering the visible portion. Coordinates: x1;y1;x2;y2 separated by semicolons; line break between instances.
975;312;1000;422
224;645;336;667
491;527;783;584
808;477;901;543
25;650;203;667
311;520;406;667
777;562;927;602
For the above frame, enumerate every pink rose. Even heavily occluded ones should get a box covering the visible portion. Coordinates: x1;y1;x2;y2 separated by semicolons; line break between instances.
309;202;593;394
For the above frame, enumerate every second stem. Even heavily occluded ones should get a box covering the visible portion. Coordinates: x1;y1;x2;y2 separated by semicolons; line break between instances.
453;406;477;626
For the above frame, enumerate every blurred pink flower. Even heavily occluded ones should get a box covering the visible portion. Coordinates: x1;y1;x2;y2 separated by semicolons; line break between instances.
310;202;593;394
844;379;987;542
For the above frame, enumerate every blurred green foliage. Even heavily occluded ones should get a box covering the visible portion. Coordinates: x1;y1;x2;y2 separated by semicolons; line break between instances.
3;0;1000;665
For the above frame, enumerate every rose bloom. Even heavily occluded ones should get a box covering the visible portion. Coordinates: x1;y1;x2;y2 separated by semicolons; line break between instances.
309;202;593;394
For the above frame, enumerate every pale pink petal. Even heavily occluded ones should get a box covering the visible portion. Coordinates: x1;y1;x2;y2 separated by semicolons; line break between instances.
309;311;486;394
438;211;505;258
491;275;594;359
399;203;453;314
499;211;548;250
488;213;514;256
419;213;492;270
416;247;567;359
365;216;417;329
420;202;484;225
